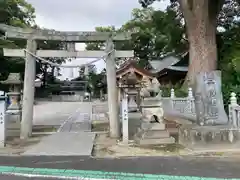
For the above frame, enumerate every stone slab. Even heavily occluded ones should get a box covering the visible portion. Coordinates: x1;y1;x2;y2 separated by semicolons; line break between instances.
23;132;95;156
143;130;170;139
139;137;175;145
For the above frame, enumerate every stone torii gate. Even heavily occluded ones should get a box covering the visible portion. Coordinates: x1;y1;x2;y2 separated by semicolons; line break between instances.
0;24;133;140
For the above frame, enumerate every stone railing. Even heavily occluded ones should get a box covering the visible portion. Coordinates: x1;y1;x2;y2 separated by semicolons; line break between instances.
162;88;196;120
162;88;240;127
228;92;240;127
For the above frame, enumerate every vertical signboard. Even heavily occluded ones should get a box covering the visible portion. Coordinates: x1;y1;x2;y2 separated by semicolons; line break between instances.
0;91;5;147
122;94;128;144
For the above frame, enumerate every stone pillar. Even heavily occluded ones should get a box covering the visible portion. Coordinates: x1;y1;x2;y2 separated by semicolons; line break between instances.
105;38;120;138
118;77;122;103
21;39;37;140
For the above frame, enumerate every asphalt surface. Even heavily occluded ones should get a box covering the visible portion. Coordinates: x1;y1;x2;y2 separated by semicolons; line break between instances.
0;174;53;180
0;156;240;179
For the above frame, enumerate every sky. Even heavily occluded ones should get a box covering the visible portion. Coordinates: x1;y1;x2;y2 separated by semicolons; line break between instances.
26;0;170;80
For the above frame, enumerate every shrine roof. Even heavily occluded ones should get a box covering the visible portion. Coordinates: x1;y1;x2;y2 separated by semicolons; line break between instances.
116;60;156;78
149;52;188;73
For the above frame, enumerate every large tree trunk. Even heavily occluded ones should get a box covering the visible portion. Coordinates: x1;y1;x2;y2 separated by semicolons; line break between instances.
186;16;217;85
179;0;224;86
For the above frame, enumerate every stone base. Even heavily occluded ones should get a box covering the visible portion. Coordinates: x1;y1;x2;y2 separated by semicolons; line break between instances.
135;122;175;146
143;130;170;139
5;113;21;138
141;122;165;131
138;137;175;145
128;107;138;113
179;124;240;150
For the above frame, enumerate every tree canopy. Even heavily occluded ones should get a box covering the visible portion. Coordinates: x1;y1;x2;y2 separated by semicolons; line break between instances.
0;0;35;81
139;0;240;85
0;0;66;87
86;7;186;67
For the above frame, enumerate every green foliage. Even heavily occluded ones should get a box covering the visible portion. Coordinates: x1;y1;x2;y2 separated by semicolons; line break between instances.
37;39;66;86
86;7;186;68
160;83;188;97
0;0;36;84
120;7;185;66
85;26;116;51
88;69;107;96
218;20;240;107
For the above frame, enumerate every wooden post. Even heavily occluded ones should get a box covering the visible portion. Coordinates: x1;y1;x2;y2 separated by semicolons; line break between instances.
21;39;37;140
105;38;120;138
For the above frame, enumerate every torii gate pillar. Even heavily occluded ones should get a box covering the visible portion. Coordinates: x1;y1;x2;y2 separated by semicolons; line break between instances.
20;39;37;140
105;38;120;138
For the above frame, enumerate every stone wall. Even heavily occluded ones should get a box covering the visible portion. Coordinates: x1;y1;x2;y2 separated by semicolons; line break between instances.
51;95;84;102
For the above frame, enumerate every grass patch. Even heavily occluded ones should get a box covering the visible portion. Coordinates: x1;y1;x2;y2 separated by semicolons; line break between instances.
32;125;59;133
91;122;109;132
140;143;185;152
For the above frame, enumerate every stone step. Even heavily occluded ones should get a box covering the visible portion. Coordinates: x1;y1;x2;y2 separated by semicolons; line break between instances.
139;137;175;145
141;122;165;131
143;130;170;139
151;123;166;130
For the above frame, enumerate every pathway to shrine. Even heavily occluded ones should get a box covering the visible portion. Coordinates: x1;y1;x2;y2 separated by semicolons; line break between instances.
24;101;96;156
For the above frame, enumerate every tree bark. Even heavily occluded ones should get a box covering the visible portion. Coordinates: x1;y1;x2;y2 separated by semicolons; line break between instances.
186;16;217;85
179;0;223;86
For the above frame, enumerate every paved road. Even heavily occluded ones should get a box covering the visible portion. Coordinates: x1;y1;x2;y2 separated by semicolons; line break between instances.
0;156;240;179
26;101;95;156
33;101;92;126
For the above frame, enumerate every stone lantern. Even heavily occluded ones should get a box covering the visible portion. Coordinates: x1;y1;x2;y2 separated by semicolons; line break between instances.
1;73;22;138
151;78;161;96
1;73;22;111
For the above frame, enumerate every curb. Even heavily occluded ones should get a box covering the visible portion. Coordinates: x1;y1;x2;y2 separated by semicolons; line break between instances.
0;166;238;180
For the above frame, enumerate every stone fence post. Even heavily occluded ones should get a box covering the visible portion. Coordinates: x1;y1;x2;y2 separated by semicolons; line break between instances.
229;92;239;127
170;88;175;109
170;88;175;98
187;88;195;114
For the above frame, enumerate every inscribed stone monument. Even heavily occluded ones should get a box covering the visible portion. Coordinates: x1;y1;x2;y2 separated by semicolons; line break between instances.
194;71;228;125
